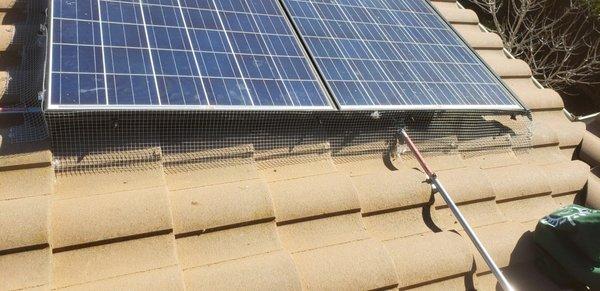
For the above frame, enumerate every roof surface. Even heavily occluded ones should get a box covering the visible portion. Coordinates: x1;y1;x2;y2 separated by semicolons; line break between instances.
0;0;596;290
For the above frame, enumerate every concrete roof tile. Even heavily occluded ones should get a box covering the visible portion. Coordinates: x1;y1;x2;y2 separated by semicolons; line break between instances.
269;172;360;223
277;213;370;252
431;1;478;24
516;146;569;166
530;120;561;148
532;110;585;148
460;222;532;273
543;160;589;196
384;232;472;288
166;163;259;190
0;166;54;200
585;167;600;209
260;158;336;182
462;150;521;169
497;195;558;225
183;250;302;290
484;164;551;201
351;167;430;214
176;222;281;270
0;150;52;170
362;207;433;241
433;200;506;229
292;238;398;290
169;178;273;235
0;247;50;290
56;266;184;291
436;167;494;204
476;263;563;290
0;0;19;9
52;234;179;288
55;168;165;199
553;192;578;207
0;195;49;251
579;130;600;166
453;24;504;49
503;78;564;110
51;186;173;248
477;50;532;77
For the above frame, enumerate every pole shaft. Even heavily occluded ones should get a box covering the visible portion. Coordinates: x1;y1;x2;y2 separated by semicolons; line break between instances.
399;129;514;291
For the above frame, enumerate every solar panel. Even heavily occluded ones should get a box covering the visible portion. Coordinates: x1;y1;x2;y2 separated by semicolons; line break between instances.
48;0;334;110
280;0;523;110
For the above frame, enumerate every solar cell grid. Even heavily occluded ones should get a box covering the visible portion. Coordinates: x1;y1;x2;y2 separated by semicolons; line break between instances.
281;0;522;109
48;0;334;109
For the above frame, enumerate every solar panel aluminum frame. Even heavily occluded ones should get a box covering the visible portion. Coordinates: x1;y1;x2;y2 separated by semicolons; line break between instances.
278;0;529;113
44;0;337;111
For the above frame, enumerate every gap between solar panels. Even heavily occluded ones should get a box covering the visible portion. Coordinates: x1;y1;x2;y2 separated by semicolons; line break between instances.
43;0;533;172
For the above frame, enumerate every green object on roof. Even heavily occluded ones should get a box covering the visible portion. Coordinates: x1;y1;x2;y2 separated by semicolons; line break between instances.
534;204;600;288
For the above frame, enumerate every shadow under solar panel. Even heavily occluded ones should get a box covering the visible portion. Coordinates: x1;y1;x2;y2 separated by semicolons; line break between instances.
280;0;524;110
47;0;335;110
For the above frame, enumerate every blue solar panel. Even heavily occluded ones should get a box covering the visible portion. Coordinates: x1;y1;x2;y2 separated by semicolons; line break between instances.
280;0;523;110
48;0;334;110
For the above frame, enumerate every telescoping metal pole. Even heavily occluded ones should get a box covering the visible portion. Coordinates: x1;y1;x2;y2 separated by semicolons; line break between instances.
399;129;515;291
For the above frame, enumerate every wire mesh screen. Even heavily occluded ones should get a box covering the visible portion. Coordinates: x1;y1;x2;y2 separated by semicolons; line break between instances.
45;110;532;173
3;0;49;143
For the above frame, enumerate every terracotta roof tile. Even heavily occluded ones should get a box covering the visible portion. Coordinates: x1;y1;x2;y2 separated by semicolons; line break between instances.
453;24;504;50
585;167;600;209
58;266;184;291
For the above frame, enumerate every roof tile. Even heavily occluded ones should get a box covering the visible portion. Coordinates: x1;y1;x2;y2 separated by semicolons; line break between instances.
532;110;585;148
503;78;564;110
543;160;589;196
384;232;472;288
0;247;50;290
277;213;370;252
0;195;49;251
485;164;551;201
52;234;179;288
269;172;360;223
459;222;531;273
176;222;281;269
351;167;430;214
477;50;532;77
431;1;479;24
454;24;504;49
51;185;173;248
497;195;558;226
0;166;54;200
291;238;398;290
169;178;273;235
585;167;600;209
57;266;184;291
182;250;302;290
362;207;433;241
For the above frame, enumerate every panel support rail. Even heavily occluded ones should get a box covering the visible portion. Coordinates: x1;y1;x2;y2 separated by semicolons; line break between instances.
398;128;515;291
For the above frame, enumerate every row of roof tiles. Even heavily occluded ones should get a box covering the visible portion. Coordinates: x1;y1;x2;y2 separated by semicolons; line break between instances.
0;0;596;290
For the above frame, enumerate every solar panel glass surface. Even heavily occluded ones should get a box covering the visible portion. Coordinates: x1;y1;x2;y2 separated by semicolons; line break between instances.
48;0;334;109
281;0;523;110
